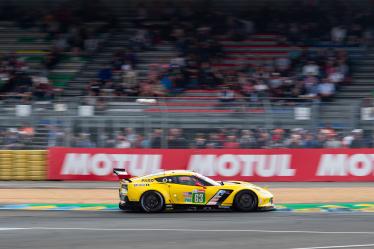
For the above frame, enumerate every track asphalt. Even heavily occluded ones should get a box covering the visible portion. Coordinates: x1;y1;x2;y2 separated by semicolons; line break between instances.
1;182;373;248
1;202;374;212
1;181;373;189
1;210;374;249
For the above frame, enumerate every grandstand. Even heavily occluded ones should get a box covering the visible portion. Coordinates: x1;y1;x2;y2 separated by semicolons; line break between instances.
0;0;373;149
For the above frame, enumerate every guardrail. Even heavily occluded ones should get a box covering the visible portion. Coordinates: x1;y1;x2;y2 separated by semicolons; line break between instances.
0;150;47;180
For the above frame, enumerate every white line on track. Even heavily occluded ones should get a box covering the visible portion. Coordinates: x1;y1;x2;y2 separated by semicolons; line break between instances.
0;227;374;234
291;243;374;249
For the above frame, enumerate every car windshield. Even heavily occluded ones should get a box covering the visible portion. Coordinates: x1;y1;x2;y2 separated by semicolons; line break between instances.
194;173;220;186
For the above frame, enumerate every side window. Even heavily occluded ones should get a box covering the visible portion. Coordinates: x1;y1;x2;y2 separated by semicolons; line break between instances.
155;176;175;183
176;176;196;186
193;176;212;186
176;175;210;186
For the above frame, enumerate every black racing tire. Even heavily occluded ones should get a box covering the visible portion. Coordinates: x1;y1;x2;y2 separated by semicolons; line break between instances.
140;191;165;213
119;203;127;210
233;190;258;212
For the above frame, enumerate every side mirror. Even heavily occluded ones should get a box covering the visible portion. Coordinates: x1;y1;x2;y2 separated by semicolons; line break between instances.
219;181;224;186
195;182;203;187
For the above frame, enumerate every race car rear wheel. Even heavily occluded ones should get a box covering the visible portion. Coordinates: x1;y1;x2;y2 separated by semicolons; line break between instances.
233;190;258;212
140;191;165;213
119;203;126;210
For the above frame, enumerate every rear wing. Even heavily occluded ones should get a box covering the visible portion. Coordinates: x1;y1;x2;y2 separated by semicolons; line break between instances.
113;169;133;181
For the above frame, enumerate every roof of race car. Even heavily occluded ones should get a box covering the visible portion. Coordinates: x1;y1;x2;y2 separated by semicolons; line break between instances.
132;170;196;179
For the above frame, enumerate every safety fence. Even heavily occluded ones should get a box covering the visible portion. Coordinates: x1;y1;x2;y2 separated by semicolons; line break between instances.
0;96;373;149
0;150;47;180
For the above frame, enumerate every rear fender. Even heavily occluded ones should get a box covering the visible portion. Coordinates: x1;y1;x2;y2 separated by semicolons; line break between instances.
128;184;171;204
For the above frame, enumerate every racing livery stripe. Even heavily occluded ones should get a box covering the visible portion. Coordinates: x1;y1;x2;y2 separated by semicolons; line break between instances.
207;190;233;205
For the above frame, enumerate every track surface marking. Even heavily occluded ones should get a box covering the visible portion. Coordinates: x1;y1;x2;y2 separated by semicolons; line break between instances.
1;210;374;249
291;244;374;249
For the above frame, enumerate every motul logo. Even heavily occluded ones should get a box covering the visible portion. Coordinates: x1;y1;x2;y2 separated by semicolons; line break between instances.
187;154;295;177
317;154;374;176
61;153;161;176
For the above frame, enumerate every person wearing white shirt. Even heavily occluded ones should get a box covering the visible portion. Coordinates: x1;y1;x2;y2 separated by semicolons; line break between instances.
302;61;320;76
331;26;347;44
116;136;131;148
318;79;335;101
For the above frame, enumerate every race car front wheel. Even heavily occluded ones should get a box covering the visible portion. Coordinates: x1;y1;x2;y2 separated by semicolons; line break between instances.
233;190;258;212
140;191;165;213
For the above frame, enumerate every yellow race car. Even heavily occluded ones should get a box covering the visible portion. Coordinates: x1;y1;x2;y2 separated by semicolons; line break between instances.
113;169;274;213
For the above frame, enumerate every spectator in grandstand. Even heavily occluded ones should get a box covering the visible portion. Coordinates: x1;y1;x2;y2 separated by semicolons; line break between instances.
253;80;269;98
86;80;102;96
350;129;368;148
47;125;65;147
255;130;271;149
84;35;100;55
1;128;22;149
191;133;207;149
303;76;319;98
268;72;284;98
223;135;240;149
275;56;291;73
324;133;342;148
116;135;131;148
139;79;167;97
130;29;152;51
121;64;138;95
318;78;336;102
94;96;107;114
43;49;61;70
102;134;115;148
98;67;112;82
206;133;223;148
239;130;256;149
270;128;286;148
32;74;55;100
73;133;95;148
302;61;320;76
342;131;355;148
303;133;320;148
331;26;347;44
150;129;162;148
218;86;236;106
167;128;187;148
286;134;304;148
19;123;34;137
136;135;149;148
124;128;137;145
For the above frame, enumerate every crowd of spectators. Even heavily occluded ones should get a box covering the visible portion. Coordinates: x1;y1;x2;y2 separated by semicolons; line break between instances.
0;1;115;101
65;127;374;149
85;1;356;103
0;1;367;102
0;52;61;101
85;47;140;99
239;0;374;47
1;0;114;56
232;47;351;102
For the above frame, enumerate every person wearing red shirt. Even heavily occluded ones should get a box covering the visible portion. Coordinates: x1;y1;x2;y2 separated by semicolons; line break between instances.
223;135;240;148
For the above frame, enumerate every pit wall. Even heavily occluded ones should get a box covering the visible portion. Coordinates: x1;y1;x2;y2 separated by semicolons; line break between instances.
0;150;47;180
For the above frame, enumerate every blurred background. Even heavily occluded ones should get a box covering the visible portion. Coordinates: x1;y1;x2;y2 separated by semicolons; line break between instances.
0;0;373;150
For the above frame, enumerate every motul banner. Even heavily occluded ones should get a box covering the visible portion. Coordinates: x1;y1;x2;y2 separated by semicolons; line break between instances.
48;147;374;181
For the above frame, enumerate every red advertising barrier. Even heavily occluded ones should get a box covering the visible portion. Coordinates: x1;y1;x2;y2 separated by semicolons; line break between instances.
48;147;374;181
